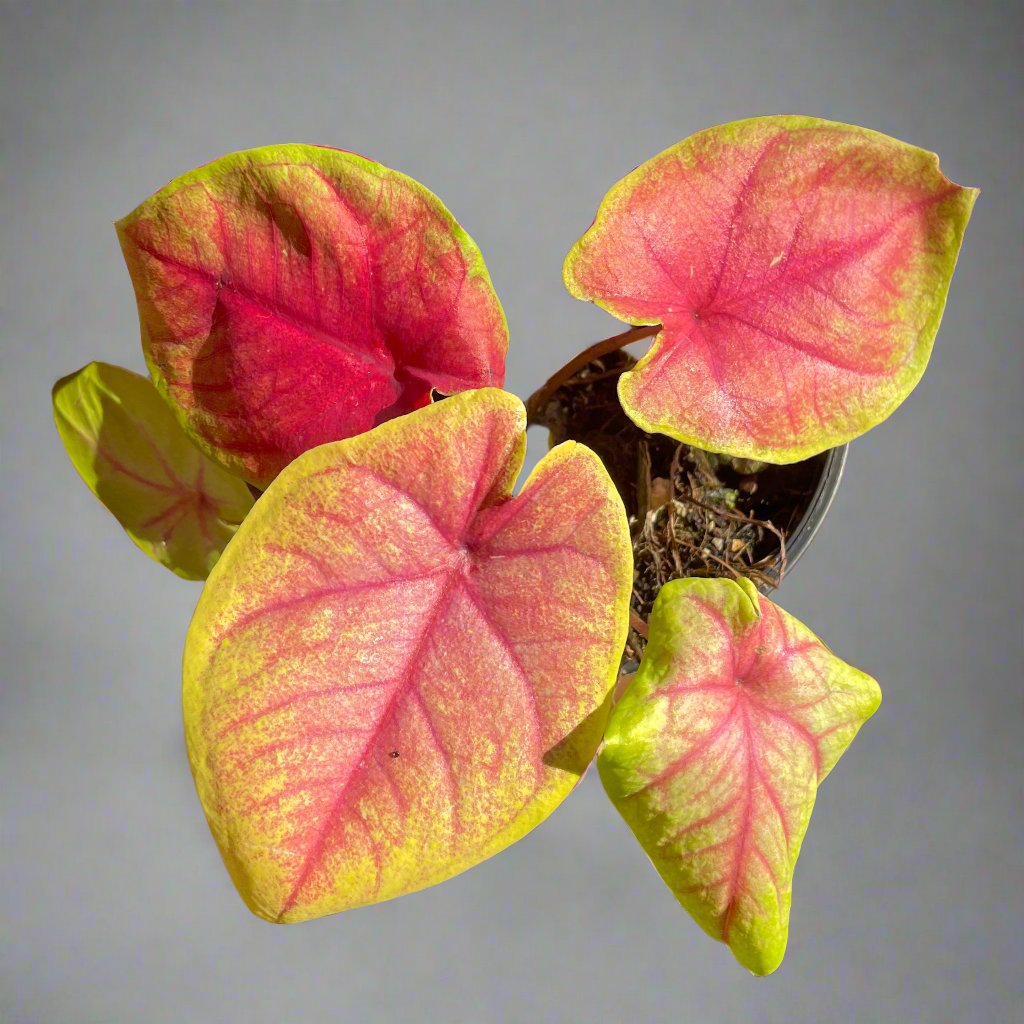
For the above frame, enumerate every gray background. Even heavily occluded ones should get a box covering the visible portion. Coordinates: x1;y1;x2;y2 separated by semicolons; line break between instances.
3;2;1021;1021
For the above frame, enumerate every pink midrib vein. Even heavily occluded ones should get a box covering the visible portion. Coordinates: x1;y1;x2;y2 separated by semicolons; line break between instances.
626;178;959;402
641;684;814;933
272;563;547;918
128;240;394;378
127;236;482;394
274;572;461;918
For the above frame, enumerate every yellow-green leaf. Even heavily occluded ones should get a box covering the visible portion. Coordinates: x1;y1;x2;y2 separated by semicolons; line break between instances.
599;577;881;974
53;362;254;579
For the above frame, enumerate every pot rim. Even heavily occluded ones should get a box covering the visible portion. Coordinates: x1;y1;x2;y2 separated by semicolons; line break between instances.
760;442;848;591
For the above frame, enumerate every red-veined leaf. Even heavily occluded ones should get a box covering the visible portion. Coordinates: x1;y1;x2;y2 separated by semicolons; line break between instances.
564;116;977;462
599;577;881;974
118;145;508;487
184;388;632;922
53;362;253;579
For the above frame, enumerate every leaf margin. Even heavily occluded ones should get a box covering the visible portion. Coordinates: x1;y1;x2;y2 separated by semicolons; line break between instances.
117;143;510;486
52;360;254;580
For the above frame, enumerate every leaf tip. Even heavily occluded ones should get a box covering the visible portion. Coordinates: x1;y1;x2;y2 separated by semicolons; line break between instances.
729;921;789;976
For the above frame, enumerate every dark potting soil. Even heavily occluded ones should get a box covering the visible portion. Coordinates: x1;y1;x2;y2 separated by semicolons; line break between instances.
528;350;826;662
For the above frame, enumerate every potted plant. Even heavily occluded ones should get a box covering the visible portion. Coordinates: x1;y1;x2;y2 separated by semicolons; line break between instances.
53;115;975;975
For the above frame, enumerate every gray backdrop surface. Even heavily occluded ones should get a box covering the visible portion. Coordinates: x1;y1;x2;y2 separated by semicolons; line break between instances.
3;2;1021;1022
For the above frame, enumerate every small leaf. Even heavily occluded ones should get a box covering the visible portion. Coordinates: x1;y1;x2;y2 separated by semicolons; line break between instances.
564;116;977;462
53;362;254;580
118;145;508;487
184;388;632;922
598;577;880;974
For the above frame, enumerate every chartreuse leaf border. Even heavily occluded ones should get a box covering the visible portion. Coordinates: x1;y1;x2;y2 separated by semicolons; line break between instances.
117;143;509;487
564;115;978;463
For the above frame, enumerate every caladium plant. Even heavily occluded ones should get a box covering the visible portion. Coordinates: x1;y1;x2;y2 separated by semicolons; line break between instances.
55;117;975;974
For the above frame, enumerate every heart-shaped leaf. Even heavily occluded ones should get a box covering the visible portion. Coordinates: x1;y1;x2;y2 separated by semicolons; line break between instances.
118;145;508;487
53;362;254;579
184;388;632;922
564;116;977;462
599;577;880;974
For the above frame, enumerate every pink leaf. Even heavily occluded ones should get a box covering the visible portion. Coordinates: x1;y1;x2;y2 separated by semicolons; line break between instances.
184;389;633;921
565;116;977;462
118;145;508;486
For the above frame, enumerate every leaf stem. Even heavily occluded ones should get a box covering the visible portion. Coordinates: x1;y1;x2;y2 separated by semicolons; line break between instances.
614;671;637;704
524;324;659;426
629;609;649;638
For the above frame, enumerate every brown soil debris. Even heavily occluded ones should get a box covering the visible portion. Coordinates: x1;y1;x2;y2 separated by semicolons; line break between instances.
530;350;826;664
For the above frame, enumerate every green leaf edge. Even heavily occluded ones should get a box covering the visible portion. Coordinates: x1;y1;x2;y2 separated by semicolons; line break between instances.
598;576;882;975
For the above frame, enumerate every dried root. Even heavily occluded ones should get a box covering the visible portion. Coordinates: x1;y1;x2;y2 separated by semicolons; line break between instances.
533;349;816;667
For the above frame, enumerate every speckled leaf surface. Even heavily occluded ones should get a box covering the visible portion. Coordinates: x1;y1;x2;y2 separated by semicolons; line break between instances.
53;362;254;579
565;116;977;462
184;389;632;922
599;577;881;974
118;144;508;487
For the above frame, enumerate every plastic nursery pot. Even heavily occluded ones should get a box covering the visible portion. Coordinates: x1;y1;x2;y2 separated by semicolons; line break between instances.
756;442;849;593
